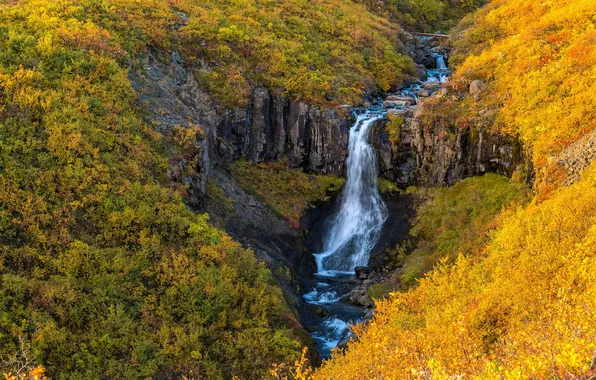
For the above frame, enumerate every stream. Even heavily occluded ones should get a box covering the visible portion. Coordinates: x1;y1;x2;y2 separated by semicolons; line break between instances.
303;53;451;358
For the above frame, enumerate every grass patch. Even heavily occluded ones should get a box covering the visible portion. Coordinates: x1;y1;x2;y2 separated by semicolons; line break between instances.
230;158;345;229
393;173;528;289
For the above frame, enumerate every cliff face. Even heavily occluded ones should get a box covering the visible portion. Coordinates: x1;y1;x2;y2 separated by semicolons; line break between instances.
130;50;349;200
374;101;523;187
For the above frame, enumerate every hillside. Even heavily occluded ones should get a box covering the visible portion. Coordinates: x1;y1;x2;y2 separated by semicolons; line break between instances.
307;0;596;378
2;0;595;378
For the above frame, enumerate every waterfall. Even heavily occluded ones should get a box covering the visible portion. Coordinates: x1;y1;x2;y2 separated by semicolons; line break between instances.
436;54;447;70
314;113;388;274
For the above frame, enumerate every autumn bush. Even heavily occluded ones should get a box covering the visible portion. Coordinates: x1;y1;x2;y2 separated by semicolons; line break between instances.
314;164;596;378
0;1;304;378
451;0;596;174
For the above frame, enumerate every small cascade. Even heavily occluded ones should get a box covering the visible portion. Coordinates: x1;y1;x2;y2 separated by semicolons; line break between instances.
436;54;447;70
314;113;388;275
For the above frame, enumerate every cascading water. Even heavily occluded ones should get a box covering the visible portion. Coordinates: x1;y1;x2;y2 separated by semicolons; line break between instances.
314;114;388;274
303;49;450;359
436;54;447;70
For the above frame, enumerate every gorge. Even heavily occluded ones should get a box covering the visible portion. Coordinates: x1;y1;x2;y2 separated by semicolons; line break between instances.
2;0;595;378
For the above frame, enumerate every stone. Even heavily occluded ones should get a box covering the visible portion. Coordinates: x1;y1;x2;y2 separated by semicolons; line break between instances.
354;266;370;280
337;333;356;350
469;79;487;101
423;82;442;91
308;304;329;317
363;279;374;287
385;95;416;106
383;100;409;108
417;89;432;97
387;108;412;117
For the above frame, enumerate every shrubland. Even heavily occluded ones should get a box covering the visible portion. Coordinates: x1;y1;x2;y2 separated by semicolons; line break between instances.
0;0;314;378
451;0;596;182
392;174;527;289
357;0;487;32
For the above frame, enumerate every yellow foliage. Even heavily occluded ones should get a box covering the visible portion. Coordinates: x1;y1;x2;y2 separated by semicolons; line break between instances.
314;164;596;378
3;365;47;380
453;0;596;171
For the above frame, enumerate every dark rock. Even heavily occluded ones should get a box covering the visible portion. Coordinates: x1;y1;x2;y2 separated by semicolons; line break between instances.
308;304;329;317
354;266;370;280
337;333;356;350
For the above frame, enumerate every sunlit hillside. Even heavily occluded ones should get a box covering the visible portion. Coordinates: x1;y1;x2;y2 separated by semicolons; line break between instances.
311;0;596;378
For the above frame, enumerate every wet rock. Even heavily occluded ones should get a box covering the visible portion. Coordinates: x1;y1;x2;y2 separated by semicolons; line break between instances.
308;304;329;317
348;286;372;307
337;333;356;350
469;79;487;101
385;95;416;106
354;266;370;280
383;100;409;108
423;82;442;91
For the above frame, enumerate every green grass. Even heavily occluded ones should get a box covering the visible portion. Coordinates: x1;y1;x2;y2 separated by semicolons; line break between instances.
230;158;345;229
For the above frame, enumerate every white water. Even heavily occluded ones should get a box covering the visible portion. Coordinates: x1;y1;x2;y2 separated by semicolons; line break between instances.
436;55;447;70
314;114;388;274
311;318;351;350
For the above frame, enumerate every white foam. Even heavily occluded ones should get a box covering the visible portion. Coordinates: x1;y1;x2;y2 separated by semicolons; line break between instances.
316;114;388;273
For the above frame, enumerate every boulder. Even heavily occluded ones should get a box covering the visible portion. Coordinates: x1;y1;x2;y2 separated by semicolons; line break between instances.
308;304;329;317
354;266;370;280
469;79;487;101
423;82;442;91
337;333;356;350
383;100;409;109
385;95;416;106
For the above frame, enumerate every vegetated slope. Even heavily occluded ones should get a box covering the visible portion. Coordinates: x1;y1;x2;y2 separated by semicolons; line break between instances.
390;174;527;290
230;159;345;230
451;0;596;182
170;0;416;106
0;1;315;378
357;0;487;32
309;0;596;377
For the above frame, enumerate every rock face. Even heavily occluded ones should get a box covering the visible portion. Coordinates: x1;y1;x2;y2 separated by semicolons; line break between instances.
375;106;522;187
130;50;350;203
555;127;596;185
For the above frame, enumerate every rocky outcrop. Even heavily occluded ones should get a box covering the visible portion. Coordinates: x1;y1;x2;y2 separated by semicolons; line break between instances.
555;127;596;185
376;99;522;188
130;50;350;203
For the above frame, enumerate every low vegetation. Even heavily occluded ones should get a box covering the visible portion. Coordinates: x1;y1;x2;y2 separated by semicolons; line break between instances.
231;159;345;229
0;1;303;378
357;0;488;32
393;174;527;288
451;0;596;178
315;164;596;379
